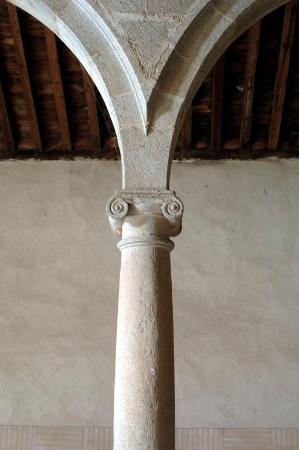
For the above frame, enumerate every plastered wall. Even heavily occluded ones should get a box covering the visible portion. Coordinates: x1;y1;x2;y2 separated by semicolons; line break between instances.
0;160;298;430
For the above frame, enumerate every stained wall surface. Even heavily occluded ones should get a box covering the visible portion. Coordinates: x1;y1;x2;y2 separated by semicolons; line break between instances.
0;160;298;428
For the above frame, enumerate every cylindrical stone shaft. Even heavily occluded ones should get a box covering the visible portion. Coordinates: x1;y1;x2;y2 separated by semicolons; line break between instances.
113;239;175;450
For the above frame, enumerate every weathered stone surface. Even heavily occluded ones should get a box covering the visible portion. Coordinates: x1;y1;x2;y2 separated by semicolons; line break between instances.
107;191;183;448
147;0;182;15
2;2;299;448
8;0;290;188
120;18;177;79
91;0;147;14
147;0;198;15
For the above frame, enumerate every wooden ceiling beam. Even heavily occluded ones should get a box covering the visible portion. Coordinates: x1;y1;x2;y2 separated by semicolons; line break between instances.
82;67;101;157
240;21;261;148
7;4;42;151
44;28;71;151
268;0;297;151
0;76;15;153
210;55;225;150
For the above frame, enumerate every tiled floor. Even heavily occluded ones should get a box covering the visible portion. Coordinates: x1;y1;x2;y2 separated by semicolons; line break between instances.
0;426;298;449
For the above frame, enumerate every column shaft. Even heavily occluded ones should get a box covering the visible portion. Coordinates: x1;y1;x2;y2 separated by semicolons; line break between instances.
106;191;183;450
114;241;175;450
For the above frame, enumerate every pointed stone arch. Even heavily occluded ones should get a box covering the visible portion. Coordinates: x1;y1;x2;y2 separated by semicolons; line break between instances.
149;0;290;183
6;0;147;179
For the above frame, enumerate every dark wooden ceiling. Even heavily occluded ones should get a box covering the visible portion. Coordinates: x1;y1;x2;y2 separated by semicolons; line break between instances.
0;0;298;160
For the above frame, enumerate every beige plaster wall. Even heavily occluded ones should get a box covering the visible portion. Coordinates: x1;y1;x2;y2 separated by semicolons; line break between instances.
0;159;298;428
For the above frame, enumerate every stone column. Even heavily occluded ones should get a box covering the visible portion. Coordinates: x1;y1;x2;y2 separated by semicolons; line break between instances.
106;190;184;450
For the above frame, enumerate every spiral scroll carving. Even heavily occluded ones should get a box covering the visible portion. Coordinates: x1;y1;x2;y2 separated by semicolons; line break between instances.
107;191;184;237
106;197;129;219
161;197;184;220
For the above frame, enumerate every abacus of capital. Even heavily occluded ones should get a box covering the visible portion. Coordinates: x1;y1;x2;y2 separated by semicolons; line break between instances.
106;190;184;450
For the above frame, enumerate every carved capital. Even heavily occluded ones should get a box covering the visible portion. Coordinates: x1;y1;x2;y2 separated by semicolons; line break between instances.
106;190;184;238
161;197;184;221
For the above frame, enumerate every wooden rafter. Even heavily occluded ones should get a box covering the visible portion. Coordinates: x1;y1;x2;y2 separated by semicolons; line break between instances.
268;0;297;151
44;27;71;151
240;21;261;148
0;1;297;161
7;3;41;151
210;55;225;150
82;67;101;157
0;75;15;153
